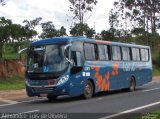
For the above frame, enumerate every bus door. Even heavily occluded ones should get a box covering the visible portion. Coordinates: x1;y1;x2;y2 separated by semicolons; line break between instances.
70;50;84;95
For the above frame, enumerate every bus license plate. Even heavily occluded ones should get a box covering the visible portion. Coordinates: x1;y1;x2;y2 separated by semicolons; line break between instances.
40;94;48;97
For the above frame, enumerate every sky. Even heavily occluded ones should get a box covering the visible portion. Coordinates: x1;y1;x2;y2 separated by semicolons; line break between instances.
0;0;117;35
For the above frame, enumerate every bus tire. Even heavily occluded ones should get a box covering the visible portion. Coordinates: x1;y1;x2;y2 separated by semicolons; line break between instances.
83;80;94;99
129;77;136;92
47;96;57;101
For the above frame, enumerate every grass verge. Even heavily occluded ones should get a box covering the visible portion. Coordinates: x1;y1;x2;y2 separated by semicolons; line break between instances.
134;110;160;119
153;68;160;76
0;75;25;90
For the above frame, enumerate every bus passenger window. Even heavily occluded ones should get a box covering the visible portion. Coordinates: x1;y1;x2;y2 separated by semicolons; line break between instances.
84;43;96;60
122;47;130;61
98;45;106;60
112;46;121;61
98;45;109;60
141;49;149;61
132;48;140;61
104;45;109;60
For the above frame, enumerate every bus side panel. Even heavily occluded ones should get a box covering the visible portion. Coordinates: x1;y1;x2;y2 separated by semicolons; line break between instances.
84;61;125;92
68;72;86;96
116;61;130;89
135;62;152;86
82;61;112;93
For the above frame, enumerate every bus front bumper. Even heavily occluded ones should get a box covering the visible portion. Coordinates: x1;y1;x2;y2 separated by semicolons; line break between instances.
25;84;69;97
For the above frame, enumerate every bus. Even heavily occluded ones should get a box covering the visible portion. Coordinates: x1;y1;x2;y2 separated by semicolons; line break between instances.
23;36;152;101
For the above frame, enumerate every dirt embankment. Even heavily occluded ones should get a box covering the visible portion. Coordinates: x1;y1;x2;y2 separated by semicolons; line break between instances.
0;59;25;79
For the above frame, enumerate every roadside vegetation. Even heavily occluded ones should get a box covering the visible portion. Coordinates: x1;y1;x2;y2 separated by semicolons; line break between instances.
0;75;24;90
134;109;160;119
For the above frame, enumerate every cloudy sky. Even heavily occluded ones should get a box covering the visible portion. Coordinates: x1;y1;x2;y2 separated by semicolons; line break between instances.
0;0;117;34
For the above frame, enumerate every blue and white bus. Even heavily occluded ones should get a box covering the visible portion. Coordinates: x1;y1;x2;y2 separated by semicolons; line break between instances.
23;37;152;100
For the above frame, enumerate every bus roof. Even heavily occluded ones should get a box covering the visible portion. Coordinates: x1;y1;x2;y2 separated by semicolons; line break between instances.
31;36;93;46
31;36;149;48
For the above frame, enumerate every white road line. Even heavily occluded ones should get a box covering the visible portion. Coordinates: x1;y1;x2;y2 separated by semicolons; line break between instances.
2;110;39;118
98;98;103;100
99;101;160;119
141;88;160;92
0;98;45;107
0;98;18;104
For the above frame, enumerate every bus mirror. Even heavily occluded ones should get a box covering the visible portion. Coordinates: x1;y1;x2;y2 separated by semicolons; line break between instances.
18;48;27;65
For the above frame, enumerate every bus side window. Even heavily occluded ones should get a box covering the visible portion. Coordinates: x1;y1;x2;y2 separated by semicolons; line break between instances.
98;45;109;60
140;48;149;62
122;47;131;61
132;48;140;61
84;43;96;60
71;51;82;67
71;51;83;75
112;46;121;61
98;45;106;60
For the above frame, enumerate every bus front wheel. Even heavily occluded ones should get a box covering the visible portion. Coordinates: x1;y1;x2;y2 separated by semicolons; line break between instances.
83;80;94;99
129;77;136;92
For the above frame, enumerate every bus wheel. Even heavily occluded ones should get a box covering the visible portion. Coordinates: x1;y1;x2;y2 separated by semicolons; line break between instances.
83;80;94;99
129;77;136;92
47;96;57;101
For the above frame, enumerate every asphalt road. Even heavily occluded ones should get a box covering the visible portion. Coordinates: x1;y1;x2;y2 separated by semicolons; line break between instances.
0;80;160;119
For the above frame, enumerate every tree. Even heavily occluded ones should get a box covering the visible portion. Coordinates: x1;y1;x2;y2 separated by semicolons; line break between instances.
69;0;97;24
113;0;160;34
23;17;42;40
70;23;95;38
57;26;67;36
109;9;119;39
10;24;27;52
39;21;58;39
85;27;95;38
0;17;12;59
101;30;113;41
131;27;145;36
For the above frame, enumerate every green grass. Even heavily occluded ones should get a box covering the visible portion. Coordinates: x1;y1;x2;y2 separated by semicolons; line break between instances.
153;68;160;76
134;110;160;119
154;110;160;115
3;53;18;59
0;76;25;90
3;44;18;59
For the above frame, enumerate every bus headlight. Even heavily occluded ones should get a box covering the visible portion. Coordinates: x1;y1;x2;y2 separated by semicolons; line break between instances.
57;75;69;86
25;79;30;86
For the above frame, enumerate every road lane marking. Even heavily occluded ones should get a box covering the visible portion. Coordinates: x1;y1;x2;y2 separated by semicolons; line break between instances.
2;110;39;118
0;98;46;107
0;98;18;104
98;98;103;100
99;101;160;119
141;87;160;92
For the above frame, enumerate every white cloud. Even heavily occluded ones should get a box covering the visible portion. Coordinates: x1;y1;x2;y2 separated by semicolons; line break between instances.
0;0;117;34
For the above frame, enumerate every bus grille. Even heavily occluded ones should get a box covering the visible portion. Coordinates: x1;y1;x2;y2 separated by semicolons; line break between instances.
33;87;54;93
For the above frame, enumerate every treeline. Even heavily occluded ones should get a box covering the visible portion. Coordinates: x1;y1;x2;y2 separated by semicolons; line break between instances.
0;16;97;59
106;0;160;48
0;0;160;60
0;17;66;59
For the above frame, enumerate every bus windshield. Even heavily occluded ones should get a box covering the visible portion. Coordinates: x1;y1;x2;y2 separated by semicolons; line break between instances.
27;44;68;73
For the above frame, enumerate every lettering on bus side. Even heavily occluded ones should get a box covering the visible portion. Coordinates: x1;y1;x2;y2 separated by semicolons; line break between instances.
123;62;136;71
